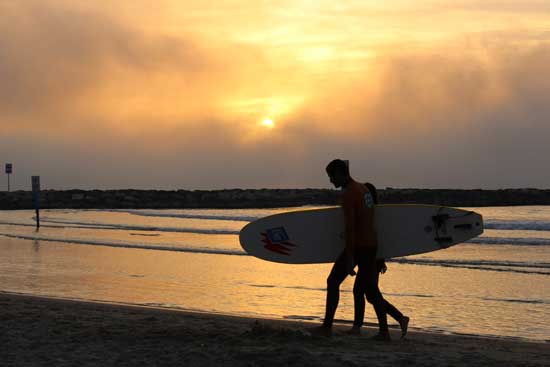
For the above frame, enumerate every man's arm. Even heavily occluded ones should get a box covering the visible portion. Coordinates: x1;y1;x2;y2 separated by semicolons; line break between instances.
342;191;357;275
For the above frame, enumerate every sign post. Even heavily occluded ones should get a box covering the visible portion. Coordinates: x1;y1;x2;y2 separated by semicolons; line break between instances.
5;163;12;192
32;176;41;229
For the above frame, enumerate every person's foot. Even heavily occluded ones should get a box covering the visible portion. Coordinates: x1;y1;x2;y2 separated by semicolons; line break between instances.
344;326;361;335
399;316;410;339
306;325;332;337
371;332;391;342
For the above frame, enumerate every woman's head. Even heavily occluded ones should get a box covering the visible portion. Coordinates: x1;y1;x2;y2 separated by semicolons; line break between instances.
364;182;379;205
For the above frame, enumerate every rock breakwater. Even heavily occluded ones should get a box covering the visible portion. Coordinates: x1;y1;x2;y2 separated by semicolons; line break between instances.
1;188;549;210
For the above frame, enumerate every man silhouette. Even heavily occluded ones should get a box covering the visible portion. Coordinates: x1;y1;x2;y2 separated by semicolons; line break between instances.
308;159;409;340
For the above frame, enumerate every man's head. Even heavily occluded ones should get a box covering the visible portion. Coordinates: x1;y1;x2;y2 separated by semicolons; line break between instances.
326;159;350;188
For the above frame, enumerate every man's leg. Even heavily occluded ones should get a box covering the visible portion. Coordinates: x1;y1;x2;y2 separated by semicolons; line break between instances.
322;251;348;328
308;251;348;336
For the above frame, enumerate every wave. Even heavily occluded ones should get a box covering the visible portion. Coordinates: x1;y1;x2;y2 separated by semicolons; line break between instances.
1;231;548;275
247;285;549;305
389;258;550;269
484;220;550;231
110;211;550;231
89;209;258;222
389;258;550;275
3;219;550;247
480;297;547;305
7;220;549;247
0;219;240;235
466;237;550;246
0;232;247;256
0;221;85;230
291;296;548;307
247;283;436;298
8;209;550;231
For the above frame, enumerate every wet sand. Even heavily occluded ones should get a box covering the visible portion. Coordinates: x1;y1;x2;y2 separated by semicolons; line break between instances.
1;292;548;367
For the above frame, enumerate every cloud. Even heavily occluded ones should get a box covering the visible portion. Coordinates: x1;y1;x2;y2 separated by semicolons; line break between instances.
442;0;550;13
1;1;550;189
0;1;270;133
278;42;550;188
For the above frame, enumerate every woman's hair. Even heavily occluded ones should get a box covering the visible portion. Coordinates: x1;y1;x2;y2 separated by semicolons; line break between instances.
364;182;379;205
366;181;386;273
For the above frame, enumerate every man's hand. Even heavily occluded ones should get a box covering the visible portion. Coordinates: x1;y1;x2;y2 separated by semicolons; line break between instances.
346;255;356;276
378;259;387;274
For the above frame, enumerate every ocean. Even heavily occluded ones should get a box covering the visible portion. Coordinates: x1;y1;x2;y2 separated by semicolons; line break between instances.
0;206;549;341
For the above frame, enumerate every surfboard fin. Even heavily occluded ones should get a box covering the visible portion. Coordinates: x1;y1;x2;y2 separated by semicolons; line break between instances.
435;236;453;243
432;213;450;228
433;213;453;247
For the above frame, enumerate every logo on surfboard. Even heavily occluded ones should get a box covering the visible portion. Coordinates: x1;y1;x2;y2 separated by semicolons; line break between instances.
261;227;297;256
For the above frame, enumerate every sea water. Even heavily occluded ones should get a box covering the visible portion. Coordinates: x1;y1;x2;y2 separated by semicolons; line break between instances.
0;206;549;341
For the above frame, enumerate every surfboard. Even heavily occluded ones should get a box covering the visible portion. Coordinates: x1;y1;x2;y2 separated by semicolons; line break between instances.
239;204;483;264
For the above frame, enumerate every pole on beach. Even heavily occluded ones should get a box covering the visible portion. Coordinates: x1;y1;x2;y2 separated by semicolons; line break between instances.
32;176;40;229
5;163;12;192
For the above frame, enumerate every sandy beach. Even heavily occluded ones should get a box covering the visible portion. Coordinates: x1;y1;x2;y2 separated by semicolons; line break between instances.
3;0;550;365
1;292;548;367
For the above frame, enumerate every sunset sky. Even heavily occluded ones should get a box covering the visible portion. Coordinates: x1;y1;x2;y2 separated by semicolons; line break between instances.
1;1;550;190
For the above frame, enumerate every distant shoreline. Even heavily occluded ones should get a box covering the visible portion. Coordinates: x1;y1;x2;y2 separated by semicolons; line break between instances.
2;188;550;209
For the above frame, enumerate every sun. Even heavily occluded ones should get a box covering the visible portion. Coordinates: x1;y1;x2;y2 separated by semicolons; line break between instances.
260;118;275;128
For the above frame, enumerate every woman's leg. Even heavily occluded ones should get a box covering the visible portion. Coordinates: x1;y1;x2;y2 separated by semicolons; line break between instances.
352;263;367;328
362;247;389;335
385;300;403;322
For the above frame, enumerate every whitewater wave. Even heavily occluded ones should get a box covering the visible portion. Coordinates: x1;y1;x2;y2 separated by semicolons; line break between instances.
7;209;550;232
247;283;437;298
484;220;550;231
0;219;240;235
1;231;548;275
480;297;547;305
466;237;550;246
247;284;550;304
2;219;550;246
389;257;550;270
0;232;247;256
389;258;550;275
89;209;259;222
95;210;550;231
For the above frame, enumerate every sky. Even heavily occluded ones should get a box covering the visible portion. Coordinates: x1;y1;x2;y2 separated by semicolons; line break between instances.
1;0;550;190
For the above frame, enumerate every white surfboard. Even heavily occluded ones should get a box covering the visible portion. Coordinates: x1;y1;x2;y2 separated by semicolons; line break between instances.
239;204;483;264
